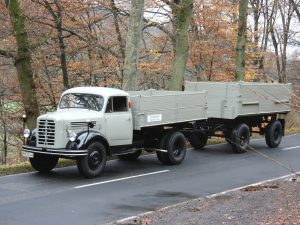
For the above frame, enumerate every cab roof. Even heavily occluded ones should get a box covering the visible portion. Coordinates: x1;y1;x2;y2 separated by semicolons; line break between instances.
62;87;129;98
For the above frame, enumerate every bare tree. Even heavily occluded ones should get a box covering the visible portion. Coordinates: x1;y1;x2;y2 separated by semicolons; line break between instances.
270;0;295;83
32;0;70;89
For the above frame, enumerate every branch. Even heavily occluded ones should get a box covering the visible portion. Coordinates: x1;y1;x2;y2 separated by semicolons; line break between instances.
290;0;300;22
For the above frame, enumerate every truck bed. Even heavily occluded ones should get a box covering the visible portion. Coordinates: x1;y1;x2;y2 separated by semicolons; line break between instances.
185;81;291;119
128;90;207;130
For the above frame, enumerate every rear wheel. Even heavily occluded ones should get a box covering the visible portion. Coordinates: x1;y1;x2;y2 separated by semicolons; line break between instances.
265;120;283;148
189;132;208;149
156;132;172;164
157;131;186;165
77;142;106;178
230;123;250;153
29;154;59;173
118;150;142;161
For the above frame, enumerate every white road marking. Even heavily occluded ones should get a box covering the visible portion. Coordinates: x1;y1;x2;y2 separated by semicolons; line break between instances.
74;170;170;189
281;146;300;151
108;172;299;225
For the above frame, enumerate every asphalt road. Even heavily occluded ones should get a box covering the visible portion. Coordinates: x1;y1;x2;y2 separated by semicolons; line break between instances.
0;134;299;225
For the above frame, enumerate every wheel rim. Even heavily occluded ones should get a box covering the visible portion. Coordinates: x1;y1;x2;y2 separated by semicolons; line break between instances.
274;127;281;141
239;131;249;148
88;150;102;170
173;139;184;158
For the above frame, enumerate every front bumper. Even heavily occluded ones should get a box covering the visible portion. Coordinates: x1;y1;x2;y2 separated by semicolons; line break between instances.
22;145;88;157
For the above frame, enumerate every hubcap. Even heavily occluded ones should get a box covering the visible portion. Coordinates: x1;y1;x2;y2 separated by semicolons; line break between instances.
239;132;248;147
274;128;281;141
88;150;102;170
173;140;183;158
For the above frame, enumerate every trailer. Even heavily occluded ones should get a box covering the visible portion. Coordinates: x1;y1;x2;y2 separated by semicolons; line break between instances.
185;81;292;153
22;87;207;178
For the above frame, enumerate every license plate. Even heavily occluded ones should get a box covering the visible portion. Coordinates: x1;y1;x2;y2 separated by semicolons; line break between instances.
22;151;34;158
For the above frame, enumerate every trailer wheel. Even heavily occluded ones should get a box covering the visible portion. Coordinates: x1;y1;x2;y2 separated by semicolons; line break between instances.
265;120;283;148
77;142;106;178
230;123;250;153
29;154;59;173
118;150;142;161
190;132;208;149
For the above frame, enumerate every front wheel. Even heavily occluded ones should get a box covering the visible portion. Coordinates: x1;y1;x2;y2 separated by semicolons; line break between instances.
29;154;59;173
77;142;107;178
265;120;283;148
230;123;250;153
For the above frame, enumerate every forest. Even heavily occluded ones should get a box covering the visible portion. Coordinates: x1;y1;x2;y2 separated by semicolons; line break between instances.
0;0;299;164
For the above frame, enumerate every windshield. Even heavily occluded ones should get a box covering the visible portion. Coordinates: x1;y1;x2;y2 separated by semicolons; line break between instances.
59;93;104;111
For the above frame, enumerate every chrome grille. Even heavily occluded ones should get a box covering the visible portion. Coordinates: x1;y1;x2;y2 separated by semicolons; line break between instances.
38;119;55;145
71;121;96;128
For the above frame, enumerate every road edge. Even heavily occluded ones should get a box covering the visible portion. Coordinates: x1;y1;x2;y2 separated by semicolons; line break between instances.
107;172;300;225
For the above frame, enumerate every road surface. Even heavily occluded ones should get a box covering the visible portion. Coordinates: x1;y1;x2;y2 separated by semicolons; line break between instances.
0;134;299;225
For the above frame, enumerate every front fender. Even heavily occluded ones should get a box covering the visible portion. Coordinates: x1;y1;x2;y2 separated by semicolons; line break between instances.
67;131;110;155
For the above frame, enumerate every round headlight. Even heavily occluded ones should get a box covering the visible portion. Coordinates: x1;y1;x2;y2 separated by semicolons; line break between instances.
67;130;77;142
23;129;31;138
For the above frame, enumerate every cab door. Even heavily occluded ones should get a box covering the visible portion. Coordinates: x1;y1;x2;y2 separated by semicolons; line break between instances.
104;96;133;146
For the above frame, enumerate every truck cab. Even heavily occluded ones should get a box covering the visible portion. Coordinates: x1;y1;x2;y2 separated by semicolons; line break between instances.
22;87;135;177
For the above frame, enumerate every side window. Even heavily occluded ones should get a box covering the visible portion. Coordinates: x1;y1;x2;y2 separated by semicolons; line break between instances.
105;96;128;113
105;98;113;113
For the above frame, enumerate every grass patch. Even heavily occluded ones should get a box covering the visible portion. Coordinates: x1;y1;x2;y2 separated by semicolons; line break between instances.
0;159;76;176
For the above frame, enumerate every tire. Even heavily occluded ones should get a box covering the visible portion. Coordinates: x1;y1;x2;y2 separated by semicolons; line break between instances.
156;132;172;164
265;120;283;148
166;132;187;164
29;154;59;173
230;123;250;153
189;132;208;149
77;142;107;178
157;131;186;165
118;150;142;161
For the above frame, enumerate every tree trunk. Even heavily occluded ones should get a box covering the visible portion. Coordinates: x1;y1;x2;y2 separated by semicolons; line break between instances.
5;0;39;129
0;96;7;164
235;0;249;81
122;0;145;91
270;25;282;82
111;0;126;86
170;0;193;91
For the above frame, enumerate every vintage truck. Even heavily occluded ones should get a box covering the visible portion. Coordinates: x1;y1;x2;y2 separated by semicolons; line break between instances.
185;81;292;153
22;82;292;178
22;87;207;178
